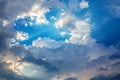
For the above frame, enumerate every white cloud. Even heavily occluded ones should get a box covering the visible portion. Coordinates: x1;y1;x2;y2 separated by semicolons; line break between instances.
80;0;89;9
16;31;28;41
55;13;94;45
50;16;56;20
17;4;49;24
3;0;49;25
55;13;76;29
65;18;94;45
55;12;92;45
32;37;65;49
2;20;9;27
60;31;68;36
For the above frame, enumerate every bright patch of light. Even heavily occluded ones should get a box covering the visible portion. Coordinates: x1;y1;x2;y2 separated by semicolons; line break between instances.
16;31;28;41
3;53;24;75
3;53;52;79
2;20;9;26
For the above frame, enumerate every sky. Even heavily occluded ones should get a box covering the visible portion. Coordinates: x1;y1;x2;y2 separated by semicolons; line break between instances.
0;0;120;80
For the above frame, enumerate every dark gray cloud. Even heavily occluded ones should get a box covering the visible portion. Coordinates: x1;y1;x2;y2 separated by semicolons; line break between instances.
29;44;90;73
109;52;120;60
0;30;13;52
98;67;107;71
65;77;78;80
0;0;8;19
90;73;120;80
111;61;120;66
22;52;58;72
0;0;32;21
29;43;117;74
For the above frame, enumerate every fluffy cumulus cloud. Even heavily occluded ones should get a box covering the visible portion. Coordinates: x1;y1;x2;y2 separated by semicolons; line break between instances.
65;18;93;45
0;0;49;25
0;0;120;80
55;12;94;45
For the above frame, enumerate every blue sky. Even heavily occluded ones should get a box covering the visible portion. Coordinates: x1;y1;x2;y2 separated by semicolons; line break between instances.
0;0;120;80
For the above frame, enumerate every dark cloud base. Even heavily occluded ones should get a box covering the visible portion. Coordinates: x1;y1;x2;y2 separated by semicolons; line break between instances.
90;73;120;80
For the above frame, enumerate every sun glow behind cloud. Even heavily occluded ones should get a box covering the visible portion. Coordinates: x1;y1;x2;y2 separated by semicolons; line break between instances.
3;53;24;75
2;53;54;80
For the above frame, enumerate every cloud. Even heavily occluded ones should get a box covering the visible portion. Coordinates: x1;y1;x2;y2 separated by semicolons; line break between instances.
0;28;14;52
65;77;77;80
80;0;89;9
55;12;94;45
0;0;50;25
28;44;89;72
28;41;120;80
86;44;117;61
108;51;120;60
0;44;57;80
0;0;120;80
13;62;53;80
65;18;94;45
2;20;9;27
55;13;76;29
17;4;49;24
107;0;120;18
16;31;28;41
0;17;57;80
90;73;120;80
0;62;34;80
22;52;58;72
3;50;57;80
32;37;65;49
68;0;82;12
29;42;118;73
0;0;8;20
